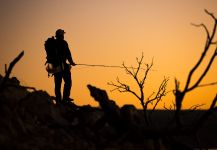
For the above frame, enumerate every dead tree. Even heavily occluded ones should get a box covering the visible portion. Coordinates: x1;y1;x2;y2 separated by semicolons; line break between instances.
173;9;217;128
0;51;24;91
108;53;169;125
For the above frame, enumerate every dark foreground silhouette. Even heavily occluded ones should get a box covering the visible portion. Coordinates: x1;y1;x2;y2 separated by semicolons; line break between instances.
0;75;217;150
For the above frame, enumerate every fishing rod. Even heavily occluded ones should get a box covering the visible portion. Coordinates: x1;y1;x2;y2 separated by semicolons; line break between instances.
77;63;126;69
75;63;148;70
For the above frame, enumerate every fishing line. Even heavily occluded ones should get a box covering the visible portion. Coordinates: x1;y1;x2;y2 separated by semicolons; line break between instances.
75;63;149;70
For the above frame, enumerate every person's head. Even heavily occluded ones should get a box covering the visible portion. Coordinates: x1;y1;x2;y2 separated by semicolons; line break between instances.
55;29;65;39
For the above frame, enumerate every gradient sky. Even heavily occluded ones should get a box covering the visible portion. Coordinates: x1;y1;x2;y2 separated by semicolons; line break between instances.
0;0;217;109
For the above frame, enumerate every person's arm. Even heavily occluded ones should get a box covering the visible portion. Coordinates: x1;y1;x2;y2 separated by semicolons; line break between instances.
65;41;76;66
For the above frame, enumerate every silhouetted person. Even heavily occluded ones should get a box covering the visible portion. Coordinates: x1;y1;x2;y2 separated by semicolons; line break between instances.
53;29;76;104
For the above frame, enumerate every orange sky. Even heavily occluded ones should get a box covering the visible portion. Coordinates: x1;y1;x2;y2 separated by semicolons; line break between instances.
0;0;217;109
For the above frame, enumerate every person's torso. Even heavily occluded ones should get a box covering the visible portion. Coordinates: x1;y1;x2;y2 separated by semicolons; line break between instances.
55;39;68;63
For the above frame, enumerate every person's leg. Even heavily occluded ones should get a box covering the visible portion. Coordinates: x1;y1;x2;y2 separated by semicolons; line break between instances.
54;72;63;104
62;69;72;102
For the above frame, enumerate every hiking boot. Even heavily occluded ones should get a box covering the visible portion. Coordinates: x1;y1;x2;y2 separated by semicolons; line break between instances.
62;98;74;104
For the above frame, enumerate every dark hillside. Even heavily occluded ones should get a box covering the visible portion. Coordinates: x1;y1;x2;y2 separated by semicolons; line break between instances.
0;75;217;149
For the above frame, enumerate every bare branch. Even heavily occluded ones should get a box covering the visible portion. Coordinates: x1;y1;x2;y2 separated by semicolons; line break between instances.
140;59;153;86
210;94;217;109
135;52;144;76
146;92;155;102
205;9;217;20
189;104;205;110
211;41;217;45
163;103;171;111
191;23;210;39
187;48;217;92
173;78;180;94
185;12;217;92
163;101;176;110
107;81;120;92
0;51;24;90
123;62;142;89
6;51;24;77
146;77;169;110
130;65;136;75
5;64;7;75
123;63;134;77
147;78;168;104
108;78;140;100
193;94;217;132
197;82;217;88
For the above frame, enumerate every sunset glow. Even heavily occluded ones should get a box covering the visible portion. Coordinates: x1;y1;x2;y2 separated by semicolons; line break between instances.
1;0;217;109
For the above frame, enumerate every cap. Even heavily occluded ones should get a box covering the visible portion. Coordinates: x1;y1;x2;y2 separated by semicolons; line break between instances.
55;29;65;36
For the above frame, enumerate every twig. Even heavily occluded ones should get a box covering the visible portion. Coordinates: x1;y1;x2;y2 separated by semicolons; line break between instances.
0;51;24;90
193;94;217;132
146;77;169;110
189;104;205;111
191;23;210;39
5;64;7;75
197;82;217;88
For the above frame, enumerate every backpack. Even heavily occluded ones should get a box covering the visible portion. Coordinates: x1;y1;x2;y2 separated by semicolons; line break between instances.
44;36;57;65
44;36;63;75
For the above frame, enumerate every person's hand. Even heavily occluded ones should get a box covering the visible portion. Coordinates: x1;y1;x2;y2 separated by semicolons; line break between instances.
70;62;76;66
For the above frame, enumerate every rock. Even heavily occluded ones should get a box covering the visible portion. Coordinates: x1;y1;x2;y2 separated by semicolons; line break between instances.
87;84;123;131
121;104;145;126
0;77;28;110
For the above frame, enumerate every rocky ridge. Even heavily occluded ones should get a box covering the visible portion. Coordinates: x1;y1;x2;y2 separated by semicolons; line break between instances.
0;75;216;149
